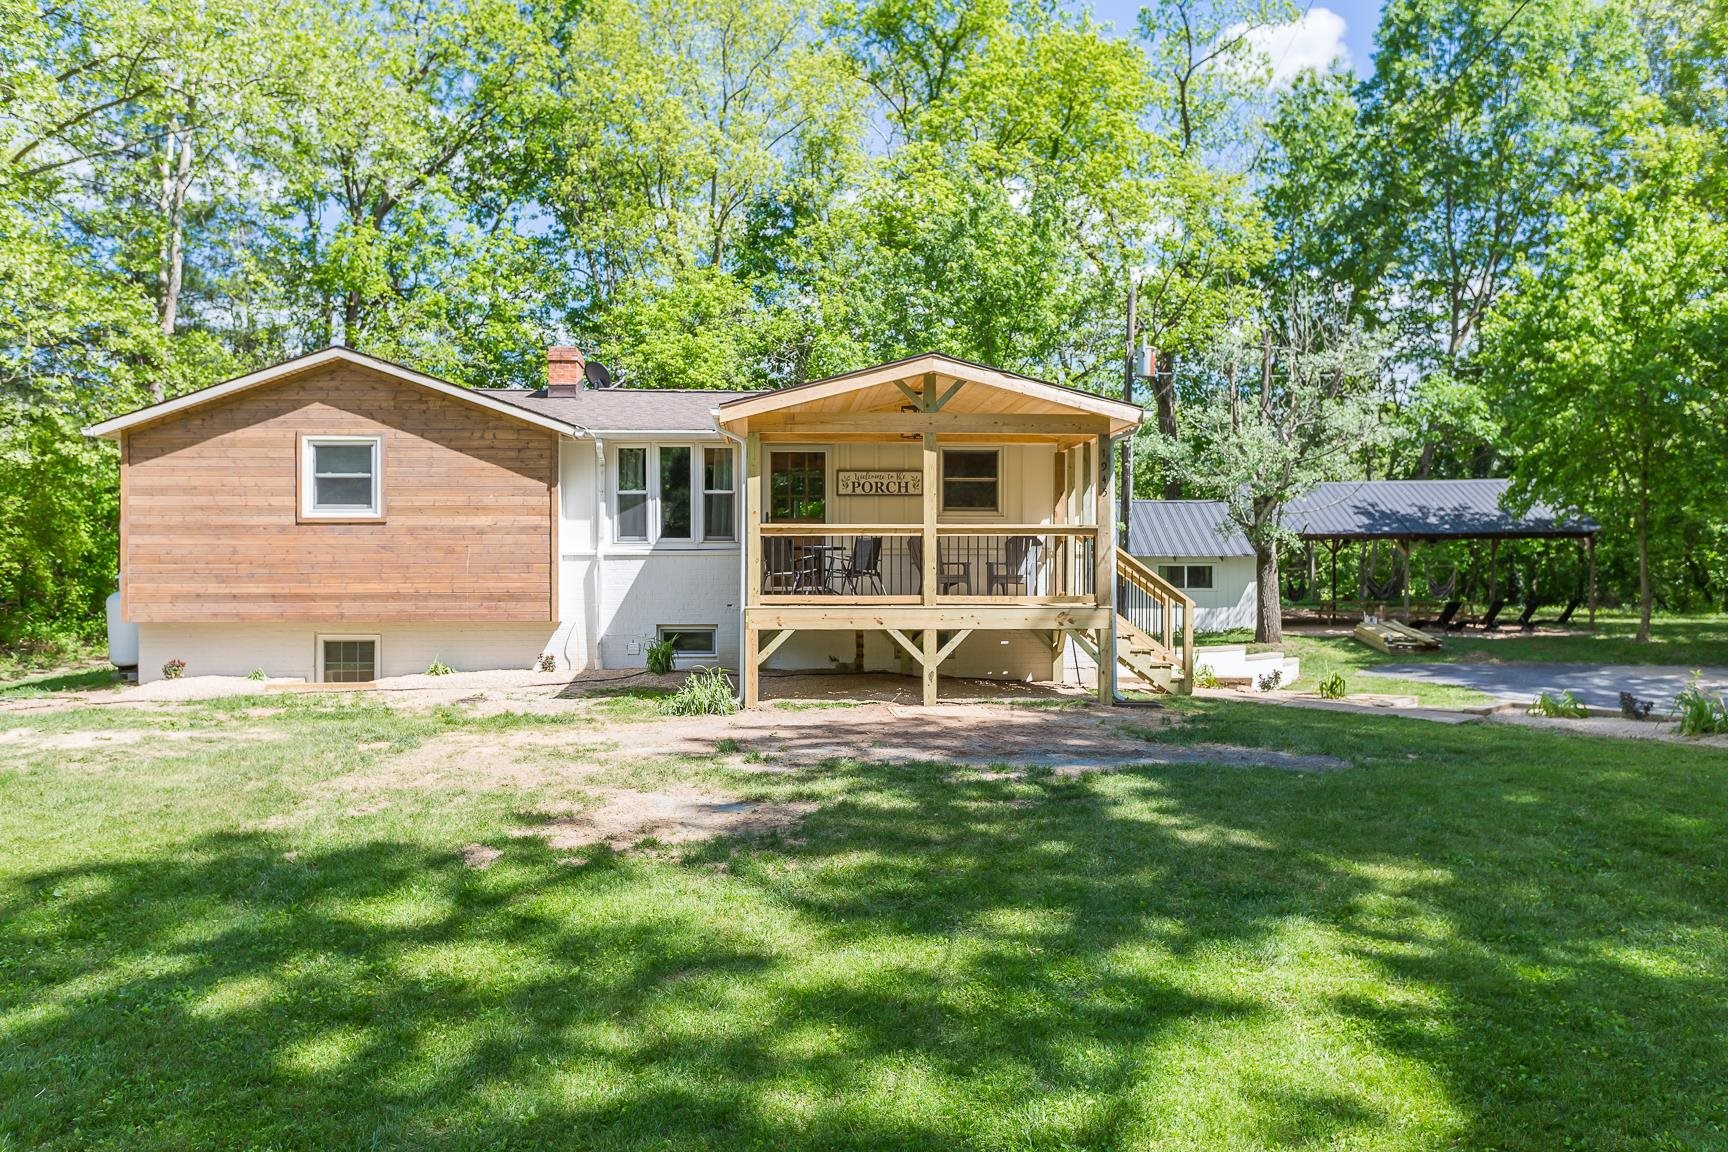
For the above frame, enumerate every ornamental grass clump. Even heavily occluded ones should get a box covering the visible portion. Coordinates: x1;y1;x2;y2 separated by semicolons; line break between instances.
659;666;737;717
1528;690;1588;719
1317;672;1347;699
1674;678;1728;737
645;639;677;675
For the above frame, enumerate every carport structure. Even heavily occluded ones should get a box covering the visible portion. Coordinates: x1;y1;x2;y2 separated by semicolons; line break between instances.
1282;480;1599;625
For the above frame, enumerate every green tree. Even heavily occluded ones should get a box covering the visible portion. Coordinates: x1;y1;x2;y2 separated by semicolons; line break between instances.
1480;124;1728;641
1147;300;1384;643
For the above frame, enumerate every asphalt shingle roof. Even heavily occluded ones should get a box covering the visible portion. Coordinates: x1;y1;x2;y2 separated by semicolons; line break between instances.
489;388;763;434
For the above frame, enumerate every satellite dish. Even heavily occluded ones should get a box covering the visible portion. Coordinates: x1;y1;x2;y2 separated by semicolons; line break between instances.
584;360;615;389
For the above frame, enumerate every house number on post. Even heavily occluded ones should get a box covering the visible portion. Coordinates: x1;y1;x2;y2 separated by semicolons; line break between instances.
835;470;922;497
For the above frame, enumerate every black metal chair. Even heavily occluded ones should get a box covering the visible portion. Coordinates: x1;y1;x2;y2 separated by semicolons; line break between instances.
763;537;825;595
1479;598;1509;631
834;536;885;595
987;535;1043;596
907;537;970;595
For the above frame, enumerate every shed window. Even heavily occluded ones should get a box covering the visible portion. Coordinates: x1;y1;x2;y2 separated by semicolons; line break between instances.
616;447;648;541
941;449;999;511
1158;564;1214;590
302;436;381;518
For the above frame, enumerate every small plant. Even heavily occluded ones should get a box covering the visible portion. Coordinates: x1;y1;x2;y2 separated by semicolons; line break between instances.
246;668;266;681
535;653;557;673
1527;690;1588;719
1256;668;1282;692
715;737;743;755
425;657;455;676
1194;664;1221;689
1317;672;1347;699
161;658;186;680
1618;691;1653;721
1674;676;1728;736
658;666;737;716
645;638;677;675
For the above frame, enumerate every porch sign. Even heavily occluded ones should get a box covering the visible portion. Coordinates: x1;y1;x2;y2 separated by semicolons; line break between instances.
835;469;922;497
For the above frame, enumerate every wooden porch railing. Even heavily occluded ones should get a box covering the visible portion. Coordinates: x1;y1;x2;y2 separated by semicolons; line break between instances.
1115;552;1196;690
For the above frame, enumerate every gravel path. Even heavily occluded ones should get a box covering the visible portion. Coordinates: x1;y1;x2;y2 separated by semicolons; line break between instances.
1362;662;1728;710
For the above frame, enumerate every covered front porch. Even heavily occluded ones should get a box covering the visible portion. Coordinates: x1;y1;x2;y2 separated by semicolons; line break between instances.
715;353;1172;707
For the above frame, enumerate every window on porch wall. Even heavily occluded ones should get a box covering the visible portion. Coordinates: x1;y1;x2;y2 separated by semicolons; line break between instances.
769;451;825;522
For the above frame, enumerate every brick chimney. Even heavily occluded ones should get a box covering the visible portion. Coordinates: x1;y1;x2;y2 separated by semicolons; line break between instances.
546;346;586;397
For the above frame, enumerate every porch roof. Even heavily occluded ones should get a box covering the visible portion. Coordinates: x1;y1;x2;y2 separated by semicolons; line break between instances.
713;353;1143;437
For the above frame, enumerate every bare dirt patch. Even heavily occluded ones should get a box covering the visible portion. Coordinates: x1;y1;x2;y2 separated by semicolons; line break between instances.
0;726;282;753
460;843;502;869
518;786;817;852
321;729;602;796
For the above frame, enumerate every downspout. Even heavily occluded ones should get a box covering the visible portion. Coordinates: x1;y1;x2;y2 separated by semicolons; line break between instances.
591;436;607;671
717;422;748;705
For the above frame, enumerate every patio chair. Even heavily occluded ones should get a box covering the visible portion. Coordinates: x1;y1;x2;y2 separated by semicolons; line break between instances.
1549;597;1581;626
907;537;970;595
1478;598;1508;631
1515;597;1542;632
762;537;826;595
833;536;885;595
1415;599;1461;630
987;535;1044;596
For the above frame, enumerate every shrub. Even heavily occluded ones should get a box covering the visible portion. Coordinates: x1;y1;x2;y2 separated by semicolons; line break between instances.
658;666;736;716
161;658;186;679
425;658;455;676
645;638;677;675
1194;664;1221;689
246;668;266;681
1528;690;1588;718
535;653;557;673
1317;672;1347;699
1256;668;1282;692
1674;678;1728;736
1618;691;1653;720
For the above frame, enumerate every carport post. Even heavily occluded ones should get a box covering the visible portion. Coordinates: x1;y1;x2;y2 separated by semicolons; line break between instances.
1489;539;1499;604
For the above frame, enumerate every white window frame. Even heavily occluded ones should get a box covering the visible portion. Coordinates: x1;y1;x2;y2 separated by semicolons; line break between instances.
1157;563;1215;590
938;447;1002;515
657;625;717;658
300;434;383;521
702;445;736;542
315;633;381;683
610;441;740;547
613;445;650;542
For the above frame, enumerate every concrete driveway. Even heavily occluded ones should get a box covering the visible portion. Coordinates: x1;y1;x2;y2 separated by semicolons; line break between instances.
1362;662;1728;710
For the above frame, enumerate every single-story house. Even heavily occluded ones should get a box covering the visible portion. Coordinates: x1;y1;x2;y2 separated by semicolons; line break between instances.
87;346;1196;703
1126;500;1257;633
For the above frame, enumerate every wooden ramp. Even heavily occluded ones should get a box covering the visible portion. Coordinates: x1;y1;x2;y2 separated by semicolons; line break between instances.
1353;618;1442;654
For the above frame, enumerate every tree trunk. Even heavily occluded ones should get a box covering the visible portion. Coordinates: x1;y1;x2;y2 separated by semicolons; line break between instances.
1119;278;1136;543
1636;495;1652;643
1255;544;1283;644
1153;349;1179;499
153;106;194;402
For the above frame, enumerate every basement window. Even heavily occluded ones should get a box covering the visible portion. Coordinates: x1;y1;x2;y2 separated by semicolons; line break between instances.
301;436;382;519
318;636;379;683
657;626;717;657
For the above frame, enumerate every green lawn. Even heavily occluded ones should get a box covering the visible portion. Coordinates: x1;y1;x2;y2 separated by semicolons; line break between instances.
2;694;1726;1149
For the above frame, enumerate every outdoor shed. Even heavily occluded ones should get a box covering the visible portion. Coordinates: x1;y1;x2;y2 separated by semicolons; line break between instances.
1127;500;1256;633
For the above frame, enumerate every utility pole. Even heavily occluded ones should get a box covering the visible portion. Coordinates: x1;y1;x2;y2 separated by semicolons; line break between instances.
1119;276;1137;545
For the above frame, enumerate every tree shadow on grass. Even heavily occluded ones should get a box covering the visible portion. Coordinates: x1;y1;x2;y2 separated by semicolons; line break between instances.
4;710;1722;1149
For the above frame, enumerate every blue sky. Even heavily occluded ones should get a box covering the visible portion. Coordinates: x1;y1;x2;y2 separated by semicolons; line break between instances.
1081;0;1387;78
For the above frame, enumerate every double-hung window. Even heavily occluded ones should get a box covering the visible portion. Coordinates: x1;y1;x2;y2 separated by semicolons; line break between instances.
703;447;735;541
301;435;382;519
613;444;737;544
615;447;649;541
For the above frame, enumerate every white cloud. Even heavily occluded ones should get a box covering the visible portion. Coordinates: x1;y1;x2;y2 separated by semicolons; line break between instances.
1239;8;1350;86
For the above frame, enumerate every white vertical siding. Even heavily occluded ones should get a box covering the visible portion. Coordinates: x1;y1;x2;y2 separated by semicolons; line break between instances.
1136;554;1258;633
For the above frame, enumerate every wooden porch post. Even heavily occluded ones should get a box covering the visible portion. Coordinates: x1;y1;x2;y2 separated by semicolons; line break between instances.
922;627;938;706
1096;434;1116;705
743;431;762;706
